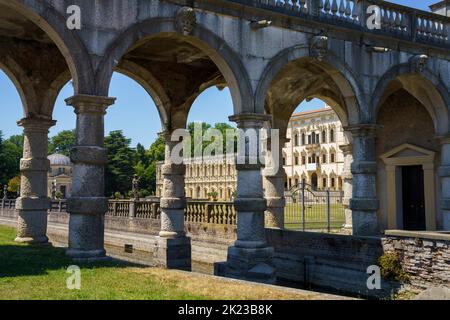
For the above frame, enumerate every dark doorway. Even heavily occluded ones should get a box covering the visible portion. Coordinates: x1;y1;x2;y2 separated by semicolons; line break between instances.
311;173;318;190
60;185;67;199
402;165;426;230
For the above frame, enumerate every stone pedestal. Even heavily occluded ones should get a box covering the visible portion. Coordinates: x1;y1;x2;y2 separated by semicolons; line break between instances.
154;237;191;271
155;131;191;270
65;95;115;261
339;143;354;232
347;125;379;236
216;114;275;284
15;117;55;244
439;136;450;230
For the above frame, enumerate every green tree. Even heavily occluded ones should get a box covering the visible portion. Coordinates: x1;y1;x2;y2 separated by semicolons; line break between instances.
0;132;23;187
104;131;137;196
134;137;165;195
48;130;76;156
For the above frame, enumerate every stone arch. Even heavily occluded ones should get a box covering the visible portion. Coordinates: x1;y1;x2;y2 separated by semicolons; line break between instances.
255;44;364;128
371;64;450;135
96;17;253;116
0;57;34;116
115;60;170;130
0;0;94;94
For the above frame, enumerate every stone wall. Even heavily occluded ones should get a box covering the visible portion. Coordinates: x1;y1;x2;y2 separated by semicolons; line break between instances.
383;231;450;290
1;208;449;298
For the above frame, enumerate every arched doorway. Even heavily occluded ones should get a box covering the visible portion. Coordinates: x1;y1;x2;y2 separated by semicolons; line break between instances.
311;173;318;190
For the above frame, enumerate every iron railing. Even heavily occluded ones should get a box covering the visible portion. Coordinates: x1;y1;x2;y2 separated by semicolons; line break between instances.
285;182;346;232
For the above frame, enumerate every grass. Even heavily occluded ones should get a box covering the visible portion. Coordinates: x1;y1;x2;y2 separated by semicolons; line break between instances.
284;203;345;231
0;225;330;300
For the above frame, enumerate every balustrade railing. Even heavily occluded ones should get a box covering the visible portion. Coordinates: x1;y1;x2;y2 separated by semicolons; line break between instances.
0;199;16;210
242;0;449;46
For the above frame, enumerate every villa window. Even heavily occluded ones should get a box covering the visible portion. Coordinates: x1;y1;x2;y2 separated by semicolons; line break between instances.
323;178;327;188
330;129;335;143
331;153;336;163
295;156;299;166
322;154;327;163
294;134;299;146
301;133;305;145
302;156;306;165
331;178;335;188
322;130;326;143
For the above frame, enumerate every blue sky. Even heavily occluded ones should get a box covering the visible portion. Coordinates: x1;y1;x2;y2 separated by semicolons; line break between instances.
0;0;438;147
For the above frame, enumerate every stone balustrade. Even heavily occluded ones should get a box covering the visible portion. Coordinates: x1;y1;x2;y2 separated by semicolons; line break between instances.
236;0;449;46
1;199;237;226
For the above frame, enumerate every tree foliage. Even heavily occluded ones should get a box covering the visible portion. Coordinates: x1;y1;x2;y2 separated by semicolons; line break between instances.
48;130;76;156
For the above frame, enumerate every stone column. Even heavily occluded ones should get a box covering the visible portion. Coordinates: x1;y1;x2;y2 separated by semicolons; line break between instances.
154;130;191;270
65;95;115;261
347;124;379;236
263;136;288;229
15;117;55;244
216;114;275;284
339;143;353;232
439;135;450;230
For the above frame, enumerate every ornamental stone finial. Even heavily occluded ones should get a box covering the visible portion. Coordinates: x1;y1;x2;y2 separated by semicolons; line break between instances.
175;7;197;36
410;54;429;73
310;35;329;61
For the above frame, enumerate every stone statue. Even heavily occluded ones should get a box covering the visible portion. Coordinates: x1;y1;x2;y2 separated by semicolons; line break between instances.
2;185;7;200
51;180;57;200
132;175;140;199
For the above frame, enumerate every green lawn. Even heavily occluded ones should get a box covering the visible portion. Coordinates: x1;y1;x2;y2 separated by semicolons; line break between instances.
0;225;327;300
284;203;345;231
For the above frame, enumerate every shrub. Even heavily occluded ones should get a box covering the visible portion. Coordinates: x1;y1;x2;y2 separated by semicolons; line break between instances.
378;252;410;282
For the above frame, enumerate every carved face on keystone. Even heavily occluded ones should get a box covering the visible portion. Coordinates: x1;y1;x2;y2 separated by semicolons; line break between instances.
311;35;329;61
175;7;197;36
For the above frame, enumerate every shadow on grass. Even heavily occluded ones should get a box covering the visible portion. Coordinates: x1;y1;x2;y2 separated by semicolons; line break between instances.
0;242;145;278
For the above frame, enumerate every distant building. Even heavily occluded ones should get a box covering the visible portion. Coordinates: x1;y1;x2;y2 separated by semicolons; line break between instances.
156;106;345;199
283;106;344;191
157;155;237;201
47;153;72;199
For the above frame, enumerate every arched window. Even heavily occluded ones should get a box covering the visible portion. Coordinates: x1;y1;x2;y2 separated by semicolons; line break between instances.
301;133;306;145
322;130;326;143
322;154;327;163
330;129;335;143
331;153;336;163
294;133;299;146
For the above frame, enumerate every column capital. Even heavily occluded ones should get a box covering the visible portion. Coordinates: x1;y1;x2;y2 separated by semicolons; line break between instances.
65;95;116;114
339;143;353;155
344;124;380;137
229;113;271;128
436;133;450;145
17;117;56;132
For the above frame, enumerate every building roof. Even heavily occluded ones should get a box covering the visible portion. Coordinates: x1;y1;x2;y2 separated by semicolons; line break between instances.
48;153;71;166
290;106;334;119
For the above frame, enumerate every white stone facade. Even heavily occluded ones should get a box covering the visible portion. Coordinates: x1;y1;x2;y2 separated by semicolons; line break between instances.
47;153;72;199
156;106;344;199
283;106;344;191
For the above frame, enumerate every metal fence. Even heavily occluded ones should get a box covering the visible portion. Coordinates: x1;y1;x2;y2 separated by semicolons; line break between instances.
285;183;345;232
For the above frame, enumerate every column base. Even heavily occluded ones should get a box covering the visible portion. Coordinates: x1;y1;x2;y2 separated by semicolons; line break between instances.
67;212;107;262
15;235;49;245
154;236;191;271
66;249;110;263
16;210;49;245
214;245;276;284
352;211;379;236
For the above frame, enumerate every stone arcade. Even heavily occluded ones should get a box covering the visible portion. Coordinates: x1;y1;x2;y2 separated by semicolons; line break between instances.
0;0;449;284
